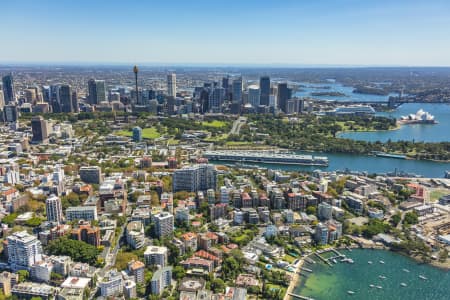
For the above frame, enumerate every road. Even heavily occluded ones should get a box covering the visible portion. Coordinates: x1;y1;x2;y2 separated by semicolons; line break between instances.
229;116;247;135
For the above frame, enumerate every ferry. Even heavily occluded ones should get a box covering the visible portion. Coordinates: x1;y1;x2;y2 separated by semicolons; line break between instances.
401;283;407;287
373;151;407;159
379;260;385;264
419;275;428;280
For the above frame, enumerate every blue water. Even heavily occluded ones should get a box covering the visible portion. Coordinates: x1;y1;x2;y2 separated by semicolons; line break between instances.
339;103;450;142
212;151;449;178
294;82;395;102
293;249;450;300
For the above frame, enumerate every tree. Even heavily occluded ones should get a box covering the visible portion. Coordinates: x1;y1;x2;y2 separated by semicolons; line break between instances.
46;237;100;265
439;249;448;263
403;211;418;225
306;206;317;216
17;270;29;283
114;252;138;270
172;266;186;280
391;212;402;227
211;278;225;293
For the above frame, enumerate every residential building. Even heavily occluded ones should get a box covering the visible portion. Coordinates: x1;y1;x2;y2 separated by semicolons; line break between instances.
132;126;142;142
150;266;172;295
7;231;43;271
79;166;102;184
318;202;333;221
71;221;100;247
100;269;123;297
12;282;58;300
123;279;136;299
173;164;217;193
65;206;98;221
0;271;18;297
127;260;145;284
154;212;174;238
45;194;63;224
126;221;145;249
31;116;49;143
144;246;168;268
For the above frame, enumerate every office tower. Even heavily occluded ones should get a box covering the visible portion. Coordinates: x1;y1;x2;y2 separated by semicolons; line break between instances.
3;105;18;122
248;85;260;107
7;231;43;271
0;90;4;110
173;164;217;193
132;126;142;142
153;212;174;238
88;79;106;105
31;116;48;143
41;86;51;102
167;73;176;97
59;85;73;113
277;83;292;113
232;77;243;103
144;246;168;267
259;76;271;106
133;65;139;105
209;87;225;111
150;267;172;295
79;166;102;184
71;91;79;112
46;195;63;223
222;76;229;94
24;89;37;103
2;74;15;103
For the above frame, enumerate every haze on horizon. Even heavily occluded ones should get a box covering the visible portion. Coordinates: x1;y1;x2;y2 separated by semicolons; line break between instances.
2;0;450;67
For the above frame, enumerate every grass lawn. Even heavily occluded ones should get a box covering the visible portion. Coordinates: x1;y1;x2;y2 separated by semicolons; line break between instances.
282;254;296;264
429;189;449;202
202;120;227;128
116;127;161;139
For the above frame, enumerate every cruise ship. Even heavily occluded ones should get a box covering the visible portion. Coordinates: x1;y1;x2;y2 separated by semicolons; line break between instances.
203;151;329;166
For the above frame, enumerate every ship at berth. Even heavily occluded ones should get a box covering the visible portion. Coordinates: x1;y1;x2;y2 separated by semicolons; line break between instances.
203;151;329;166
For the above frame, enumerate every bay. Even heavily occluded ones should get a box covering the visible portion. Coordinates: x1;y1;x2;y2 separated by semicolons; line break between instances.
292;249;450;300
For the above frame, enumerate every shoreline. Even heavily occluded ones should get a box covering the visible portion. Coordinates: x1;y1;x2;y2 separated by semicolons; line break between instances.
284;245;450;299
283;258;304;300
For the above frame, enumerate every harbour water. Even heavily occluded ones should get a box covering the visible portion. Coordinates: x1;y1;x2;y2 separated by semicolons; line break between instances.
213;151;450;178
339;103;450;142
294;81;395;102
292;249;450;300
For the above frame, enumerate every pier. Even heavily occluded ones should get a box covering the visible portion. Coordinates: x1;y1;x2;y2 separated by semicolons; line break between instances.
314;252;332;266
288;292;315;300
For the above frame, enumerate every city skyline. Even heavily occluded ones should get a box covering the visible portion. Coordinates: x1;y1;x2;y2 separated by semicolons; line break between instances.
2;0;450;66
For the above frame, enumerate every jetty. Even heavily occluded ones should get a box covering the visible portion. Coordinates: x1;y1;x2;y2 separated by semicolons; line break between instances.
288;292;315;300
314;252;332;266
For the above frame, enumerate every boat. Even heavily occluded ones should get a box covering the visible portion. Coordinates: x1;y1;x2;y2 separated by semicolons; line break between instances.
348;258;354;264
347;291;355;295
378;275;386;279
402;268;410;273
368;261;373;264
369;284;375;288
332;258;338;264
374;151;407;159
379;260;385;264
419;275;428;280
401;283;407;287
376;286;383;289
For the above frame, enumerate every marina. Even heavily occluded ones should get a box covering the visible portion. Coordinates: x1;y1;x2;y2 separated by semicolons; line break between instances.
291;249;450;300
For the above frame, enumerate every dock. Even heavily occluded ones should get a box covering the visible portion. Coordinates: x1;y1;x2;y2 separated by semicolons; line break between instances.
288;293;315;300
314;252;332;266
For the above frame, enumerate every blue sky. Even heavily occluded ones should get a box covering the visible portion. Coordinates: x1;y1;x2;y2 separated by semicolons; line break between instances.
2;0;450;66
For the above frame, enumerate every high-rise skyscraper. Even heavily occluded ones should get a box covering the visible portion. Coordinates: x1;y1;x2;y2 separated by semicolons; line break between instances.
0;90;5;110
209;87;225;112
259;76;270;106
2;74;15;104
153;212;174;238
88;79;106;105
45;195;63;224
59;84;73;113
277;83;292;113
248;85;260;107
72;91;79;112
133;65;140;105
31;116;49;143
167;73;176;97
232;77;243;103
